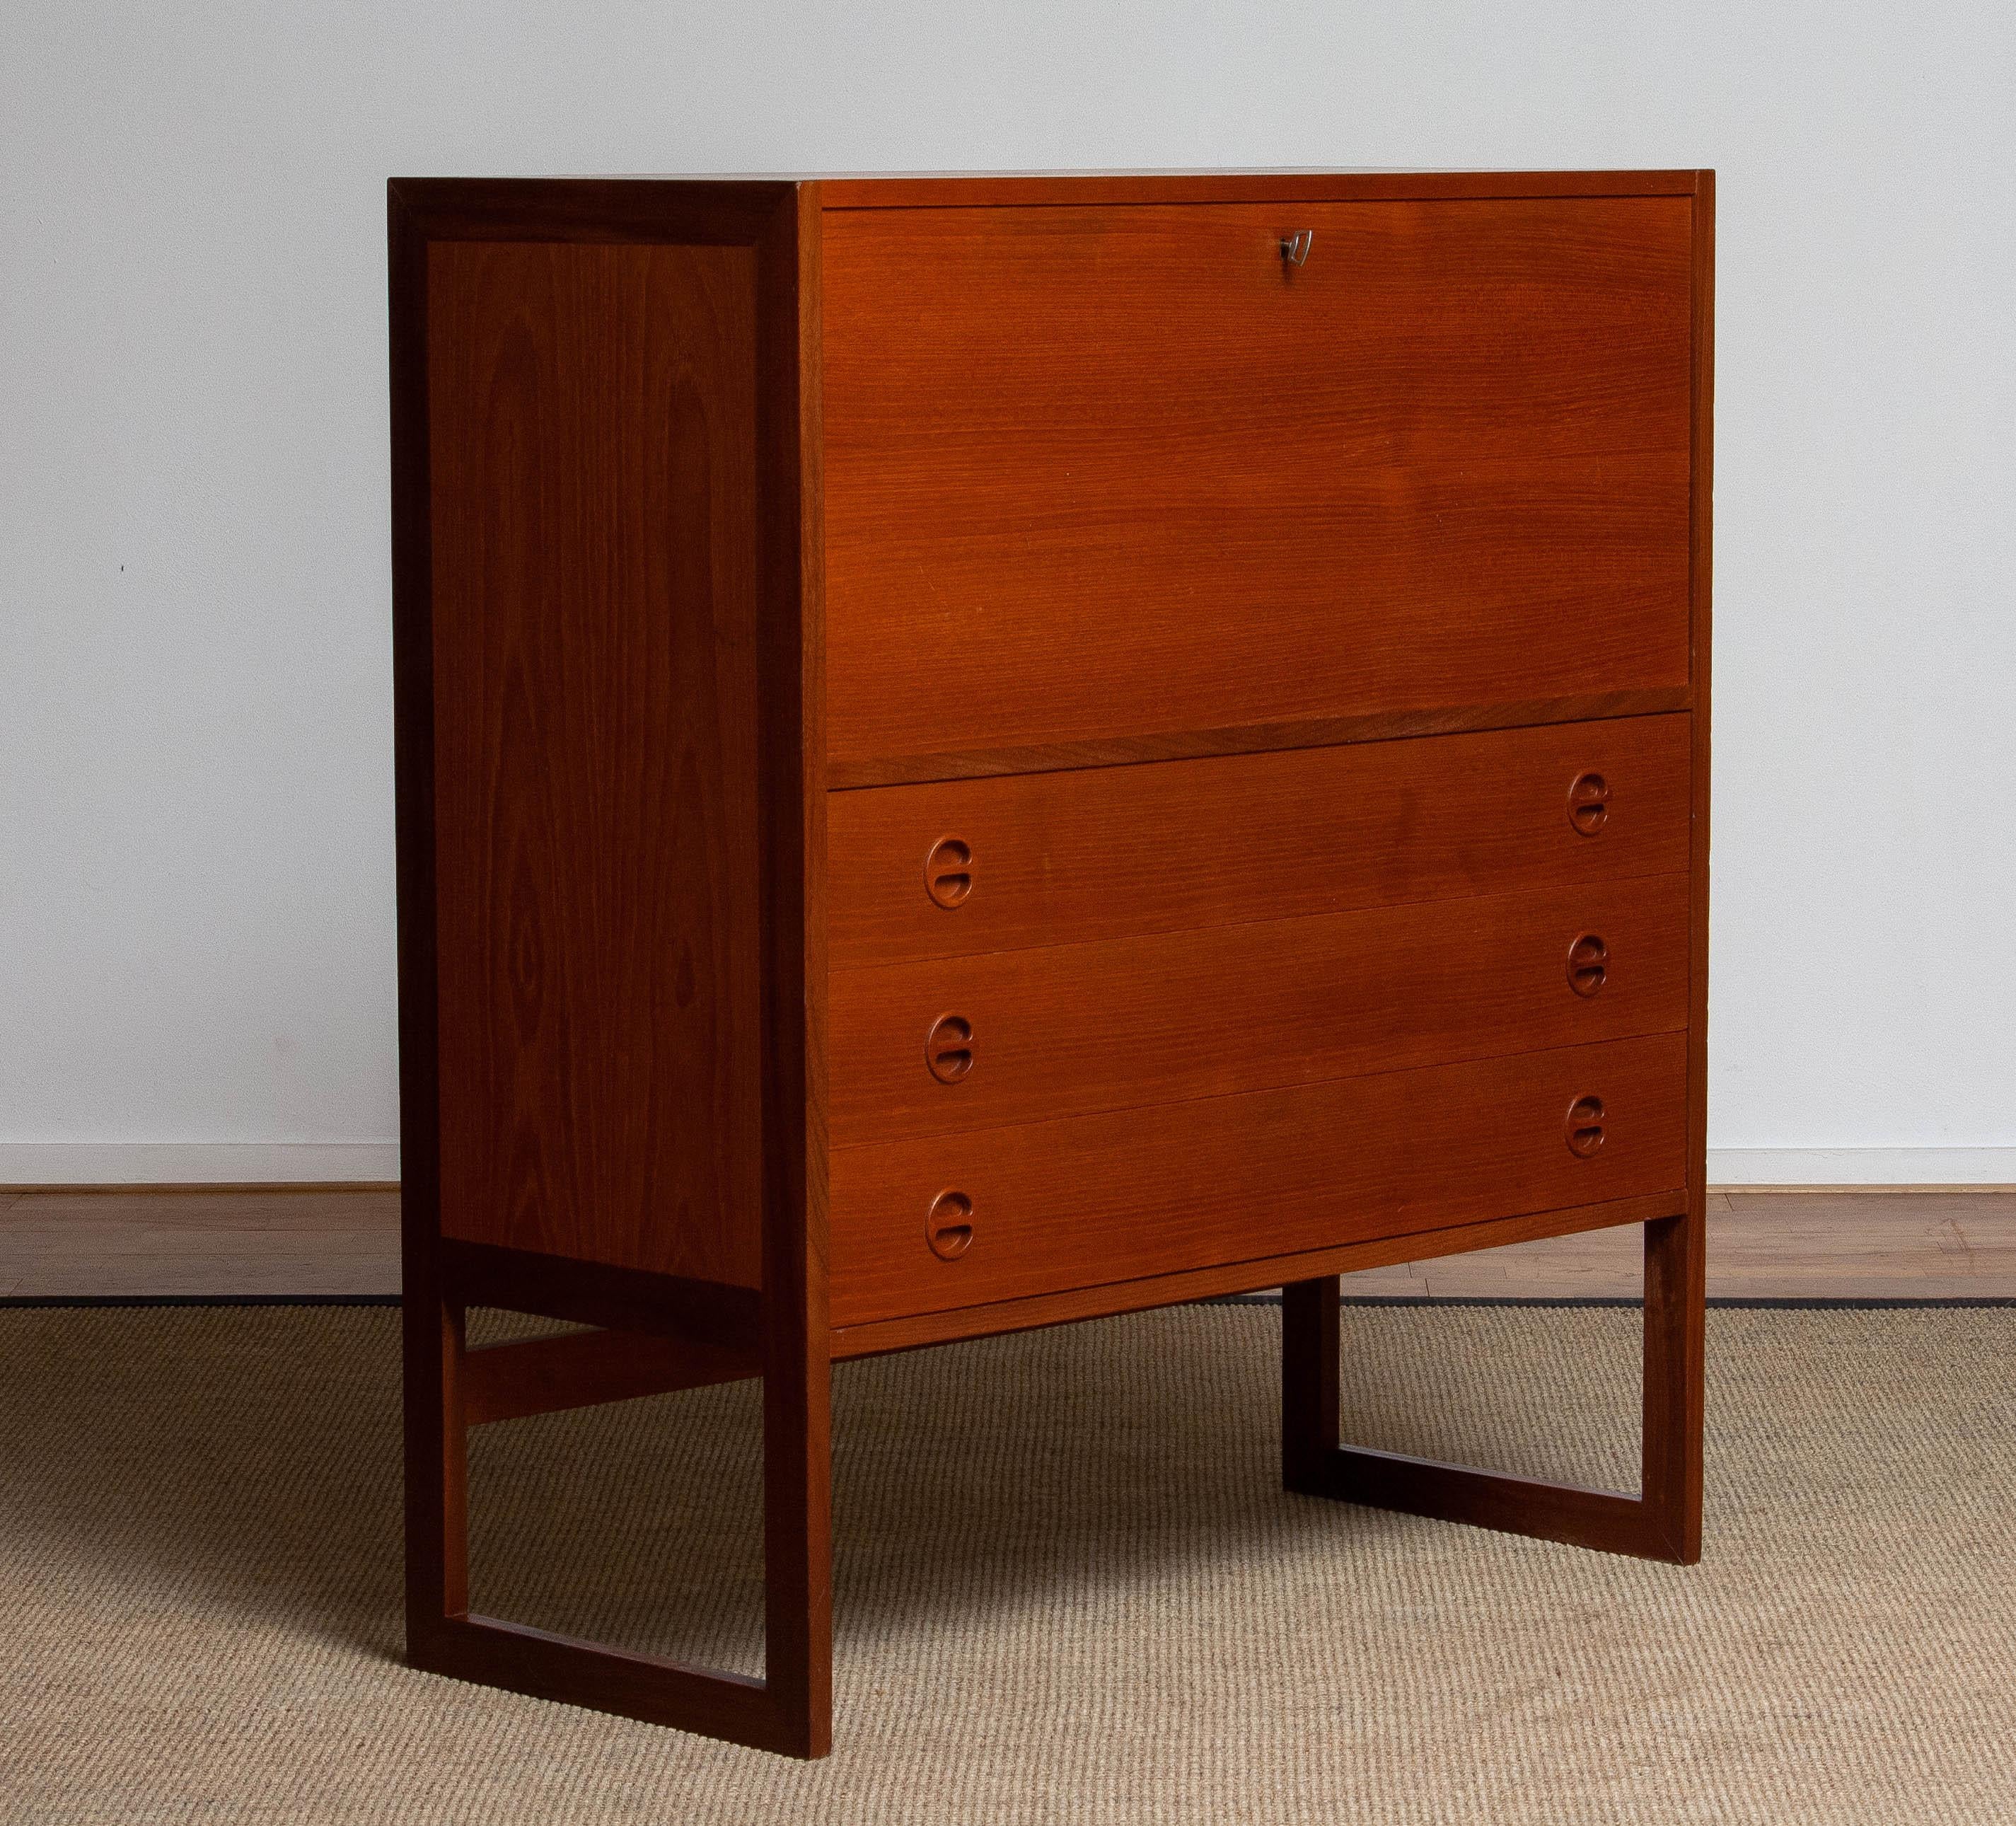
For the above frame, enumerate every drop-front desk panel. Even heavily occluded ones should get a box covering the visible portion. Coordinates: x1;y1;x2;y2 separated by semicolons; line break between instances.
388;170;1713;1757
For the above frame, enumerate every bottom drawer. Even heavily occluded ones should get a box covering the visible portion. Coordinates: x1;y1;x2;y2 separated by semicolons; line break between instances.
829;1034;1688;1326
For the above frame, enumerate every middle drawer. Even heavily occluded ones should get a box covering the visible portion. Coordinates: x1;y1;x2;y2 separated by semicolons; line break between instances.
828;872;1687;1148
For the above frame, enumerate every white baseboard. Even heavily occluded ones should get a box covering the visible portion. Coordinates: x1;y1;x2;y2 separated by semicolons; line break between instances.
4;1142;2010;1190
1707;1147;2016;1186
0;1143;401;1186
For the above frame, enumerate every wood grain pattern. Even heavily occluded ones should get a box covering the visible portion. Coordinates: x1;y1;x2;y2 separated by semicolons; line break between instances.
1283;1187;1704;1563
426;238;763;1286
1343;1189;2016;1299
823;197;1693;768
823;690;1693;790
386;178;802;248
828;715;1691;967
423;1614;791;1753
383;169;1714;1753
758;180;832;1758
830;874;1688;1146
830;1033;1688;1325
818;171;1705;209
1642;1207;1701;1558
389;175;463;1684
463;1327;758;1426
393;177;829;1757
0;1186;401;1297
1304;1439;1664;1558
441;1237;760;1351
14;1186;2016;1302
831;1192;1688;1358
1664;165;1717;1564
1280;1277;1340;1493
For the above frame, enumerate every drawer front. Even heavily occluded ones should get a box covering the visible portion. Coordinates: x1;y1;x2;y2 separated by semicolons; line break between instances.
830;874;1686;1148
830;1034;1688;1326
823;198;1695;768
829;716;1690;969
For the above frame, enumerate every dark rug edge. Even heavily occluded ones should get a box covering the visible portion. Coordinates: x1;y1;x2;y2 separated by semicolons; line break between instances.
3;1294;2010;1312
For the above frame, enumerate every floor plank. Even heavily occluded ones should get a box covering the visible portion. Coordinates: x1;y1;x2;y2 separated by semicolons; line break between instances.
1;1189;401;1298
1360;1191;2016;1301
0;1186;2012;1301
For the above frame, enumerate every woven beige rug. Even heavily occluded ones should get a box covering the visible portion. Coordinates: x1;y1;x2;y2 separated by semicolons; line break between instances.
2;1302;2010;1824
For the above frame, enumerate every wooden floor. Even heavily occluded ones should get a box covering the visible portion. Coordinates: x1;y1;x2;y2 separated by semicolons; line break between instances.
2;1186;2012;1300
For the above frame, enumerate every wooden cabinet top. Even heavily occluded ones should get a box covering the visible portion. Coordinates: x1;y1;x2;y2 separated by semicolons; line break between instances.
393;169;1710;211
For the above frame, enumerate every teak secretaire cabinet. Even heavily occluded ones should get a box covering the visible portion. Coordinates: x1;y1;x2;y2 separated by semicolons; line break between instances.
388;170;1714;1757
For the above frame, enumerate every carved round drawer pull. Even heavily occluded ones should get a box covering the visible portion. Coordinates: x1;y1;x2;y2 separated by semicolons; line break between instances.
1568;773;1611;837
1567;933;1610;998
927;1191;975;1260
926;1014;976;1083
1565;1094;1606;1158
925;837;973;909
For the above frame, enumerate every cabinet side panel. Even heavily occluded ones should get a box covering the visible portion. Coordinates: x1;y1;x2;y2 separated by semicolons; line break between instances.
426;239;763;1285
1688;175;1715;1202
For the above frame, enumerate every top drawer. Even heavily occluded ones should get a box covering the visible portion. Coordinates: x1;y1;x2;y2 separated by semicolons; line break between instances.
829;715;1688;969
821;197;1697;772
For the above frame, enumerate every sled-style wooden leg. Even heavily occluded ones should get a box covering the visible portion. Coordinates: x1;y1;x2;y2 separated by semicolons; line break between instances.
402;1251;833;1758
1282;1208;1705;1564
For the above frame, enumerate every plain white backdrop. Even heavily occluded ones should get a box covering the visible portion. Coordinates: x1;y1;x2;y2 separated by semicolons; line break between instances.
3;1;2012;1181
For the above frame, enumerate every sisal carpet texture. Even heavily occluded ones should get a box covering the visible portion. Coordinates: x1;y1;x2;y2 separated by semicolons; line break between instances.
1;1302;2011;1825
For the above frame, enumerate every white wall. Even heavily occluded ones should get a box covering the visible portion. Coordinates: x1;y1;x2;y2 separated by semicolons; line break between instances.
4;1;2012;1184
